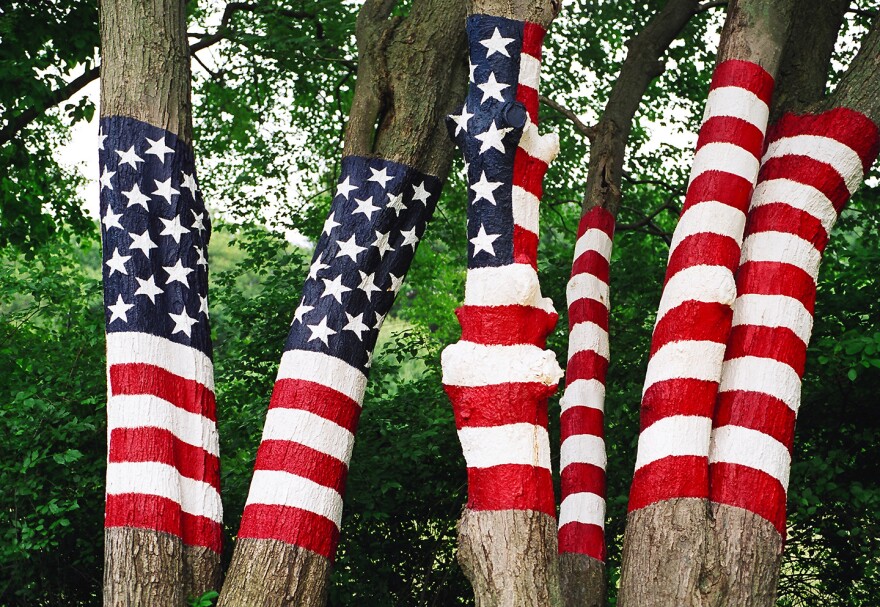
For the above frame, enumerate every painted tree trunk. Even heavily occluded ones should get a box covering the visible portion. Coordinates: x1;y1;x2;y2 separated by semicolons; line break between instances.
441;14;563;606
99;1;222;605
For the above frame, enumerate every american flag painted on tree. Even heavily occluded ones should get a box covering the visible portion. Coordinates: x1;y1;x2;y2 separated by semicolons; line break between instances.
236;156;441;560
99;116;221;553
442;14;562;516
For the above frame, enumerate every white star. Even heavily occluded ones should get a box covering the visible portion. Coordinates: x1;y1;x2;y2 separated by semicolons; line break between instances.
321;274;351;304
191;210;207;235
471;171;503;205
475;121;512;154
449;105;473;136
388;273;405;294
469;61;477;82
308;259;330;280
336;234;366;262
134;275;163;303
368;167;394;189
163;259;195;287
98;129;107;150
105;248;130;276
116;145;144;169
478;72;510;104
159;215;188;243
353;195;380;219
480;27;515;57
99;167;115;190
357;271;382;301
366;350;374;368
386;192;407;216
322;212;341;236
374;310;387;331
372;230;394;258
400;227;420;249
470;224;500;257
195;247;208;267
169;308;198;337
412;182;431;205
128;229;157;257
152;178;179;204
343;312;370;340
144;136;174;162
102;207;124;231
181;172;198;193
293;302;314;323
307;316;337;346
107;295;134;324
199;295;210;318
335;176;358;199
122;184;150;211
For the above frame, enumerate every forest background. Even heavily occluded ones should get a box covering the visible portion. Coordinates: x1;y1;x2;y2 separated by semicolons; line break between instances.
1;1;879;605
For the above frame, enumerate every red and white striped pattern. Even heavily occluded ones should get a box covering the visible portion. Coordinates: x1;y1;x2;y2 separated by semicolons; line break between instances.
104;332;222;552
557;206;614;561
709;108;880;534
628;60;775;512
237;349;367;560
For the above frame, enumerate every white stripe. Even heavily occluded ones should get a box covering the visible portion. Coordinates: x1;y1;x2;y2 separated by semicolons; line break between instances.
560;379;606;413
245;469;344;526
106;461;222;522
643;340;726;395
261;408;355;464
465;265;557;313
568;321;609;361
634;415;712;470
106;332;214;390
457;423;551;469
560;434;607;471
751;178;838;234
441;342;563;387
656;265;736;323
573;228;613;264
702;86;769;129
558;492;606;528
518;120;559;164
107;394;219;457
710;425;791;490
741;231;822;279
566;272;610;308
512;185;540;235
763;134;864;194
689;142;761;186
276;349;367;404
732;294;813;345
668;201;746;257
719;356;802;412
518;54;541;89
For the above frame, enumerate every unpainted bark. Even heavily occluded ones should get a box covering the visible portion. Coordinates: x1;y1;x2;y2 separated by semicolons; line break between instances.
824;16;880;123
558;554;604;607
104;528;184;607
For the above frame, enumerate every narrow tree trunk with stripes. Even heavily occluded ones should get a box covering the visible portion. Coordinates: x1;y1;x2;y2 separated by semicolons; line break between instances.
100;0;222;605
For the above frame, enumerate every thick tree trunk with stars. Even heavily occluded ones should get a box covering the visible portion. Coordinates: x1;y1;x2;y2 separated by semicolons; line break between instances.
441;2;562;605
99;0;221;605
217;1;468;606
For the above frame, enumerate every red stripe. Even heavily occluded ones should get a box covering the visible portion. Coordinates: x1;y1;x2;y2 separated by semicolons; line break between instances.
521;21;545;60
456;305;558;347
467;465;555;516
108;427;220;489
713;391;796;452
696;116;765;159
269;378;361;434
641;379;718;430
628;456;709;511
512;148;548;199
709;59;774;104
560;406;603;440
566;349;609;384
651;300;732;355
560;463;606;498
736;261;816;313
709;462;787;536
513;226;539;268
105;493;222;552
110;363;216;420
446;383;552;429
577;206;615;239
571;250;610;283
517;84;539;125
567;298;609;333
682;172;753;214
237;504;339;561
665;232;742;285
758;156;850;212
725;325;807;375
253;440;348;494
558;522;605;561
745;203;829;253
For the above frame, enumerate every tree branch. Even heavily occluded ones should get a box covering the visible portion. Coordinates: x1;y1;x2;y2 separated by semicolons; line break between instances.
539;94;596;140
696;1;727;12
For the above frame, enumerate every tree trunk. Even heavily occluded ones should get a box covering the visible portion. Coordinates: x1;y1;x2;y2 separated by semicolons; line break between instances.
100;0;222;604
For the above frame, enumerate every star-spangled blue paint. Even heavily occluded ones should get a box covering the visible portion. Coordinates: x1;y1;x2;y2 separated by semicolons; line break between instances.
99;115;212;358
449;15;529;269
285;156;441;374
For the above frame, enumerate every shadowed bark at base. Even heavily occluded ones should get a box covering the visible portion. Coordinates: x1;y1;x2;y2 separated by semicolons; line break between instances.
457;509;561;607
217;538;331;607
559;553;605;607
